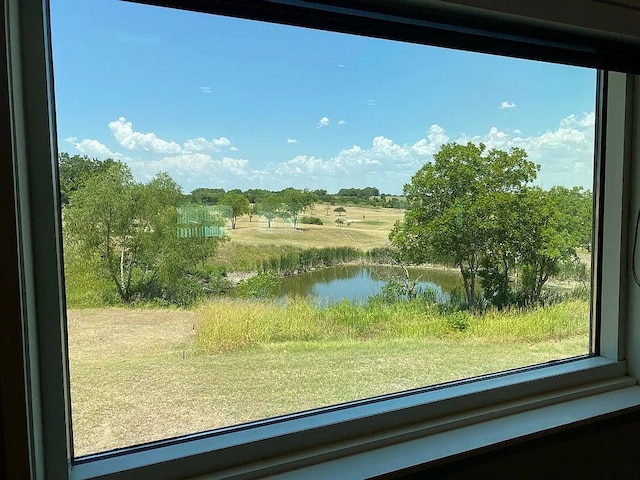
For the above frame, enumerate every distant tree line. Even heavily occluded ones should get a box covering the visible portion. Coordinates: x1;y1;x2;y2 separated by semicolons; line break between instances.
189;186;405;209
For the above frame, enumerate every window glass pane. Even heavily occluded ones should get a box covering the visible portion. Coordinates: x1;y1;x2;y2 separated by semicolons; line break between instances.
50;0;596;457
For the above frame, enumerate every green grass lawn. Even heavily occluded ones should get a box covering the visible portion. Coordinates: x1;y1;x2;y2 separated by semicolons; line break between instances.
68;302;589;456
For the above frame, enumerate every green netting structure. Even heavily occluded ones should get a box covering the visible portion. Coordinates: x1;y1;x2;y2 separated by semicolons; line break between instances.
176;204;228;238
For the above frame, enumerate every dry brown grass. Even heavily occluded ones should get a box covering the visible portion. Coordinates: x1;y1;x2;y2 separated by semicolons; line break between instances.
225;203;403;250
67;306;587;457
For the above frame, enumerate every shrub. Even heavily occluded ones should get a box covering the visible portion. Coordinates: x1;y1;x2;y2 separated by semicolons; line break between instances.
447;311;471;332
556;260;589;282
197;265;232;295
300;216;323;225
371;280;406;303
127;274;205;308
236;272;281;299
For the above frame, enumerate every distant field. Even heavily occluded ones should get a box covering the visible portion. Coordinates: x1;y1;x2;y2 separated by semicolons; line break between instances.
223;203;403;251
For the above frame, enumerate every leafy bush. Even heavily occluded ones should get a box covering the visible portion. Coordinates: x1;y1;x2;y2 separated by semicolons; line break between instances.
63;247;119;308
447;311;471;332
197;265;232;295
333;206;346;215
439;288;469;313
567;284;591;301
421;287;438;304
480;260;515;310
236;272;281;299
300;216;323;225
372;280;406;303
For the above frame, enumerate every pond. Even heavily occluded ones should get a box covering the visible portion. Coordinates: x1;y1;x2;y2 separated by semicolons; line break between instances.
278;265;463;305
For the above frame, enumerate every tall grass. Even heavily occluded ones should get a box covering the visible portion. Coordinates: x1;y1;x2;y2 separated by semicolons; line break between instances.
257;246;363;275
467;301;589;342
212;243;302;271
194;299;339;352
63;247;118;308
213;243;399;275
195;298;589;353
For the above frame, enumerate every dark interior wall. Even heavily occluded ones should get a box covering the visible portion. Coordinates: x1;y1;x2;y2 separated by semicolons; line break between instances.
0;386;6;480
368;0;640;42
392;409;640;479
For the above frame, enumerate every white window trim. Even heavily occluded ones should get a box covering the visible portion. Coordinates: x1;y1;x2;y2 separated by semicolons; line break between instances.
7;1;640;479
70;358;630;480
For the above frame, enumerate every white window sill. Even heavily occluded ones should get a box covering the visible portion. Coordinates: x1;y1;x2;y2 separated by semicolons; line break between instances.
259;381;640;480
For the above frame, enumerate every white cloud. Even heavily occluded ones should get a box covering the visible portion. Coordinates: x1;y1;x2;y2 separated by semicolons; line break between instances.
428;124;449;144
560;111;595;128
499;101;517;109
372;136;408;160
109;117;183;154
124;153;254;188
199;86;212;94
64;111;595;193
366;99;376;107
337;64;346;68
266;112;594;191
182;136;232;153
275;155;344;176
108;117;236;156
65;137;121;159
411;124;449;156
273;135;410;183
454;111;595;188
317;117;330;129
338;120;347;125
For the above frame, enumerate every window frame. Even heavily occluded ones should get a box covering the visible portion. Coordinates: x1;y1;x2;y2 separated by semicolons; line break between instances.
6;1;640;479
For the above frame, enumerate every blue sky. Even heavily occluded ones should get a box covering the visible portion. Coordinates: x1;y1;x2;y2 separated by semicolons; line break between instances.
50;0;597;195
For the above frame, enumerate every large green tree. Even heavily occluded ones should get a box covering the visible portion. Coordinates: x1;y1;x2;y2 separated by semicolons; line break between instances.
57;153;118;205
390;142;538;308
219;192;250;229
480;186;592;307
516;187;589;306
279;188;315;229
477;190;524;308
64;163;221;305
257;194;281;228
547;186;593;251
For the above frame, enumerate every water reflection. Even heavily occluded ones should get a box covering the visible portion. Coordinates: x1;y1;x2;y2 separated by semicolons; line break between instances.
278;265;463;305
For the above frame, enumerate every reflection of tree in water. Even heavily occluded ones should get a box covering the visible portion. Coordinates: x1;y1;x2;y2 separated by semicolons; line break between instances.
279;265;463;303
279;266;362;298
368;266;462;292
